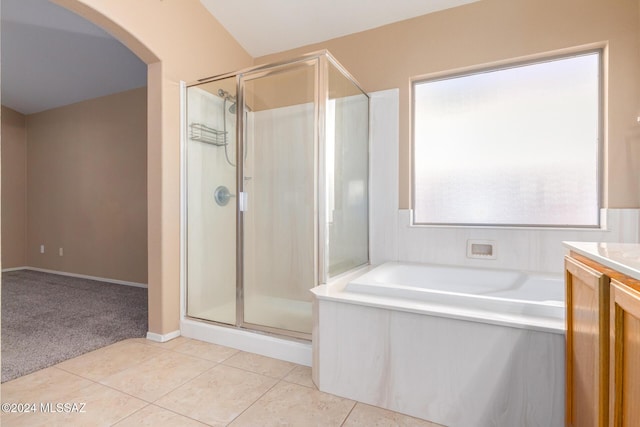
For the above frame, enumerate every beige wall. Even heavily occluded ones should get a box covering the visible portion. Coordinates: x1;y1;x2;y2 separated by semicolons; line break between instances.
257;0;640;209
52;0;253;334
1;107;28;268
25;88;147;283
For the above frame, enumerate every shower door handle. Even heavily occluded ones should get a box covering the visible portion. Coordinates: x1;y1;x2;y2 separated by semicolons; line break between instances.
239;192;249;212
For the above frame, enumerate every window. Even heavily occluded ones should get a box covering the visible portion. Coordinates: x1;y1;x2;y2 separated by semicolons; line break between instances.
412;51;601;227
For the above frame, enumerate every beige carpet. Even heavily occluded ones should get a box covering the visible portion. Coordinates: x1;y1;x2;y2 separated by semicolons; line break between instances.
1;270;147;382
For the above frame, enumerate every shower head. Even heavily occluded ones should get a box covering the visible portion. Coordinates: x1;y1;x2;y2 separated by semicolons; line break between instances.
218;89;235;102
218;89;237;114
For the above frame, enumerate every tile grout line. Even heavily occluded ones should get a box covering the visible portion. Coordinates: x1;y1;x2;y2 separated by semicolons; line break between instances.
339;401;359;427
219;358;298;382
66;349;220;405
3;368;147;426
48;366;101;392
279;377;316;389
225;376;284;425
110;403;211;427
169;348;241;365
95;345;220;399
95;380;159;404
108;402;152;427
149;361;222;404
52;343;171;384
141;352;301;423
137;337;244;367
138;338;302;381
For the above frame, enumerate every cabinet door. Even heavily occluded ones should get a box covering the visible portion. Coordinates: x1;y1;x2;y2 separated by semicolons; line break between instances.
610;279;640;427
565;256;610;427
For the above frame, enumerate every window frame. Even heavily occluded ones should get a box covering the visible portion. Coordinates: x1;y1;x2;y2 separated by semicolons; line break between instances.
410;48;604;228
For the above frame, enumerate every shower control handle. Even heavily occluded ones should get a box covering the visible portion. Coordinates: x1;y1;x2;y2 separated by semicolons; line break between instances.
214;186;235;206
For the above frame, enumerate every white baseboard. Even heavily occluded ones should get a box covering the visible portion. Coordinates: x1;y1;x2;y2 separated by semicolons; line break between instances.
8;266;148;288
146;330;181;343
1;266;29;272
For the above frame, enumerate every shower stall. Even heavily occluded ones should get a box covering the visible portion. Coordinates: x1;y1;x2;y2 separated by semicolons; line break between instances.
184;51;369;339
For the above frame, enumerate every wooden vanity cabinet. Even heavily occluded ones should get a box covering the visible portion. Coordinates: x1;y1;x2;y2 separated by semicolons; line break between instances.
565;255;610;427
566;252;640;427
609;278;640;427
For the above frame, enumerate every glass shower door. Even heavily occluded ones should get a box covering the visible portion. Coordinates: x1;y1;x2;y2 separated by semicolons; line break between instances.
186;77;237;325
240;62;317;336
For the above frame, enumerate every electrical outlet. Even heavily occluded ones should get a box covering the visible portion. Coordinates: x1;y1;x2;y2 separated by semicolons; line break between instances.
40;245;45;254
59;248;64;256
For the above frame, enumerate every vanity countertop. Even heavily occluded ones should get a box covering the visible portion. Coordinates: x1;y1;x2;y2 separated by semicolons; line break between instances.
563;241;640;281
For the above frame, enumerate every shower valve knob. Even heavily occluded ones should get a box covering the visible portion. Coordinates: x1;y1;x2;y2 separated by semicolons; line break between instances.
214;186;235;206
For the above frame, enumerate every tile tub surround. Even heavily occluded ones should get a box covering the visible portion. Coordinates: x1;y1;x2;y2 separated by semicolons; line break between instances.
395;208;640;274
369;89;400;265
0;338;440;427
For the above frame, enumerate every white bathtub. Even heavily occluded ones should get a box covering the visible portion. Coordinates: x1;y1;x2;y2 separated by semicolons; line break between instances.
312;262;565;427
343;262;564;331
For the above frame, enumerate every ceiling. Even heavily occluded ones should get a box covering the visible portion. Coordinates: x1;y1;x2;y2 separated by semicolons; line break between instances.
201;0;479;57
1;0;478;115
1;0;147;114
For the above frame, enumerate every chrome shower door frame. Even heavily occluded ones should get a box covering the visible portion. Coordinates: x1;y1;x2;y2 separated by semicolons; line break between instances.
184;50;369;341
236;57;319;340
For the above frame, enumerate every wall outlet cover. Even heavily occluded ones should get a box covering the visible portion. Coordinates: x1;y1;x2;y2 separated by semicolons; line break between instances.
466;239;497;260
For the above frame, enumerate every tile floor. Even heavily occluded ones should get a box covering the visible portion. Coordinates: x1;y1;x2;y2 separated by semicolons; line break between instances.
1;337;441;426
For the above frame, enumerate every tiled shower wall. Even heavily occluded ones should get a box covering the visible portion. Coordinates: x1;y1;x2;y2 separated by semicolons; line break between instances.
369;89;640;274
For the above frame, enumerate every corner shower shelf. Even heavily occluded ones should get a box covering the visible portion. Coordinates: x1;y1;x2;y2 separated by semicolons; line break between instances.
189;123;228;146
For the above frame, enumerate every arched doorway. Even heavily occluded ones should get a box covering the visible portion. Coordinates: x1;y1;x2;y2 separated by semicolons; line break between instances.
51;0;166;337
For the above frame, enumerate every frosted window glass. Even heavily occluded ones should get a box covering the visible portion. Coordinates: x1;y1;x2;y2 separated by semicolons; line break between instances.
413;52;600;227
